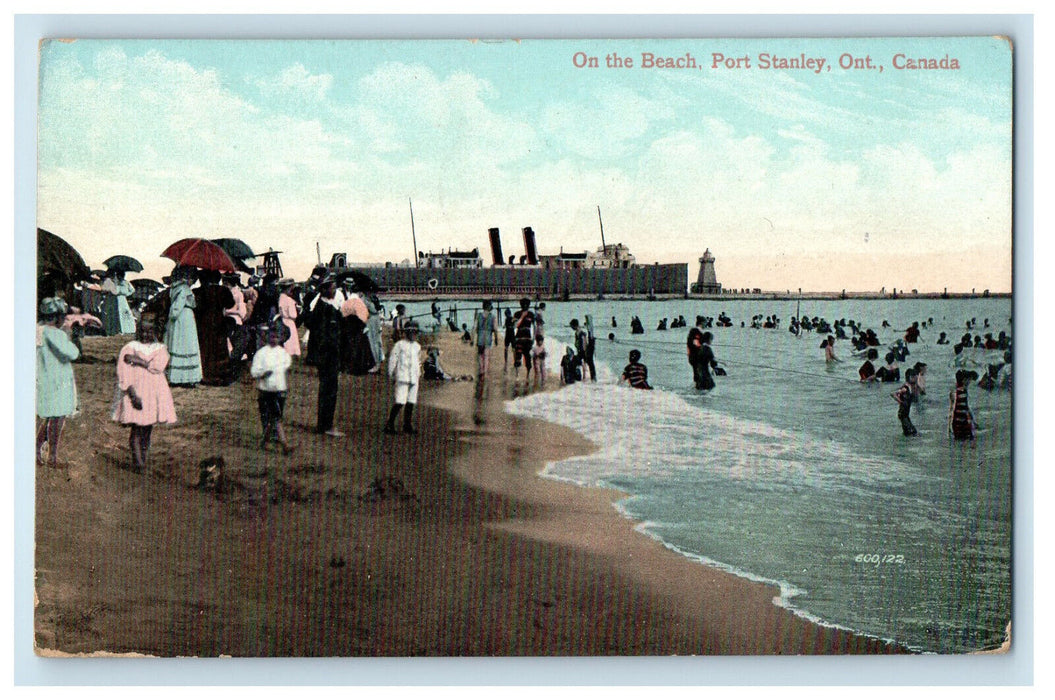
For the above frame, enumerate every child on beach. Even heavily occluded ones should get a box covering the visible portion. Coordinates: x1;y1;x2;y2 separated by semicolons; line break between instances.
112;314;178;471
560;347;581;385
385;320;422;434
620;349;653;390
249;324;293;453
530;335;548;386
391;304;407;343
36;297;80;467
891;368;919;437
948;369;977;441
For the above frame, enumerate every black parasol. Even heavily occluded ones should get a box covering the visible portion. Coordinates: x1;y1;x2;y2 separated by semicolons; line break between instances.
130;278;165;306
210;238;257;273
103;254;144;273
334;269;385;293
38;228;90;284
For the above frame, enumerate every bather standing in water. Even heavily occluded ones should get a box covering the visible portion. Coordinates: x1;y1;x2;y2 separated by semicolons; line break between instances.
687;325;718;391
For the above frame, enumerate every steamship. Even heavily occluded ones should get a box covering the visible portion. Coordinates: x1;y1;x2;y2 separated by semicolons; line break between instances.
326;225;689;299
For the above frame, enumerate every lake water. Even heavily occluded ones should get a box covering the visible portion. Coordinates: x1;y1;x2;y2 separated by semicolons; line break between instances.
404;297;1013;654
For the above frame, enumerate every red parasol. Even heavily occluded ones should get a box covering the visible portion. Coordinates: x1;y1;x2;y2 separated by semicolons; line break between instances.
161;238;237;272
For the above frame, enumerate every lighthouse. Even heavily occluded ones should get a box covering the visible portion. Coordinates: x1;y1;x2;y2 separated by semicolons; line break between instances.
693;248;722;294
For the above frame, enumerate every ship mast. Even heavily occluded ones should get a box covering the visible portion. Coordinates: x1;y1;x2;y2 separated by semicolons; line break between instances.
409;197;419;268
597;205;607;253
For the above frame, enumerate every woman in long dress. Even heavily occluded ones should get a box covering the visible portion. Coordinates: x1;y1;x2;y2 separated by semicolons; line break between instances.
278;280;301;358
113;315;177;471
36;297;79;467
364;294;385;372
193;270;235;385
165;271;203;387
101;270;136;336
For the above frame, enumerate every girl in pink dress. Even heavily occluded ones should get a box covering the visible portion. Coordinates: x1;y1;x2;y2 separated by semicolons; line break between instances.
112;315;178;472
278;281;301;357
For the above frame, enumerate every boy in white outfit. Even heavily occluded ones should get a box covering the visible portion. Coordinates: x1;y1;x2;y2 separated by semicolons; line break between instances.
249;324;293;453
385;320;422;434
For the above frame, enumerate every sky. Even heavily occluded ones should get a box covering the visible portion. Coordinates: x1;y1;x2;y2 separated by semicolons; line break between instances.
36;36;1013;293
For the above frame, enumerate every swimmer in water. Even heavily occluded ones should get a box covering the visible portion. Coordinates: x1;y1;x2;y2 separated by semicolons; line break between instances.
892;368;919;437
948;369;977;441
859;348;879;382
620;349;653;390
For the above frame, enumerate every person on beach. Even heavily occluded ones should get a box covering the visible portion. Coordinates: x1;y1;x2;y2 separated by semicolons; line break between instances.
364;294;385;373
245;273;280;360
165;268;203;387
339;288;375;376
384;320;422;435
100;269;136;336
891;368;920;437
112;314;177;472
687;325;719;391
582;315;597;381
36;298;79;467
391;303;408;344
948;369;977;441
431;300;442;328
560;347;581;385
305;280;345;437
530;335;548;386
501;308;515;369
621;349;653;390
511;298;536;382
569;318;588;377
859;348;879;382
223;273;249;367
474;300;499;377
278;279;301;359
249;324;294;454
193;269;236;385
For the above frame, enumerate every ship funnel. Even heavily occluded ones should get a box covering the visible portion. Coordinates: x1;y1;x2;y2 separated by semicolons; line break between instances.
522;226;539;265
488;227;505;266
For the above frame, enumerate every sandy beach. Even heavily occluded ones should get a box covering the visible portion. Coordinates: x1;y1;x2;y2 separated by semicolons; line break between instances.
33;328;905;657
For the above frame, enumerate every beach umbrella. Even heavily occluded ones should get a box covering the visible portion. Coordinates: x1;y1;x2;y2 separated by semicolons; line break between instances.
130;278;164;306
103;254;144;273
210;238;257;273
37;228;90;283
161;238;237;272
210;238;256;261
334;269;385;293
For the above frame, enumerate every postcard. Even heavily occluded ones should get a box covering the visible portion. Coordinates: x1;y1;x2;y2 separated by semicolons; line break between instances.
32;36;1013;661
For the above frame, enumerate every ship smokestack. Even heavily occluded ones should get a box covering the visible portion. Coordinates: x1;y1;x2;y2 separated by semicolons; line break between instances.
488;227;505;266
522;226;539;266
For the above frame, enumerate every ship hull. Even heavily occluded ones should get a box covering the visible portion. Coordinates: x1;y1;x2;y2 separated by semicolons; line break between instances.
339;264;689;299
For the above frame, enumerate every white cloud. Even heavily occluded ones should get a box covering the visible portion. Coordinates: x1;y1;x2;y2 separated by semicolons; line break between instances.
254;63;333;102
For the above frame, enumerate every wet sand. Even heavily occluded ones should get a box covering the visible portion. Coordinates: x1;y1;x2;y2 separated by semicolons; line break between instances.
33;330;905;656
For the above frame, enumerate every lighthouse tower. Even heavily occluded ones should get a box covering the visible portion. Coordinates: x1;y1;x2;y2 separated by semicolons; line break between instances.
693;248;722;294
